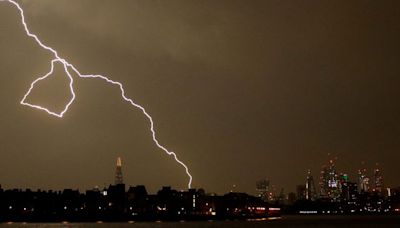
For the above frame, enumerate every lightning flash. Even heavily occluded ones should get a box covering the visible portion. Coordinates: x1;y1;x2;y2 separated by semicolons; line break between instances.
1;0;193;188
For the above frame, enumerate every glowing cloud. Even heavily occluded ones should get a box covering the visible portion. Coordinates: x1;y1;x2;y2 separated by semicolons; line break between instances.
1;0;193;189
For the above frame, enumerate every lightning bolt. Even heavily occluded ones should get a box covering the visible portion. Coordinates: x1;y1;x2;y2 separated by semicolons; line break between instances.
1;0;193;189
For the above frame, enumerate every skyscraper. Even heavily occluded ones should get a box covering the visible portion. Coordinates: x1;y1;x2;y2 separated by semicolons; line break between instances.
319;159;341;201
305;169;317;201
373;164;384;193
319;165;328;197
115;157;124;185
256;178;269;202
357;164;369;193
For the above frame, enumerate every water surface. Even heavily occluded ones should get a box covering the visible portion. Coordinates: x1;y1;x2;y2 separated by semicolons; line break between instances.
1;216;400;227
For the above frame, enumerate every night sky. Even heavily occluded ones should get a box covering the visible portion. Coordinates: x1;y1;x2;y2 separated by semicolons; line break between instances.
0;0;399;195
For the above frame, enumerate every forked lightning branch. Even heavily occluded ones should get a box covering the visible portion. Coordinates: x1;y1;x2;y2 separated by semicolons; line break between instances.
0;0;193;188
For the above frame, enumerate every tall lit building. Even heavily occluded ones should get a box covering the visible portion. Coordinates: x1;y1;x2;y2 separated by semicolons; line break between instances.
319;159;341;200
115;157;124;185
319;165;328;197
256;178;269;202
357;168;369;193
373;164;383;193
305;169;317;201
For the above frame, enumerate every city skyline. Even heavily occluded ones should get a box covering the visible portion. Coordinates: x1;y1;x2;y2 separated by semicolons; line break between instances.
0;0;400;194
1;155;395;197
0;156;398;222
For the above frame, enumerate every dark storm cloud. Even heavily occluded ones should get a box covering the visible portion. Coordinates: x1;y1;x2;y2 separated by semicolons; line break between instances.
0;0;399;194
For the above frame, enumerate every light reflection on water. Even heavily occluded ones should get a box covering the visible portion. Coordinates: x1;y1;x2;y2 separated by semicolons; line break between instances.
2;216;400;228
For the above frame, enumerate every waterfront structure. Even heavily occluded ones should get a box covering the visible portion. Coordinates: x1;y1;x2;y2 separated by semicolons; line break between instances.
0;185;278;222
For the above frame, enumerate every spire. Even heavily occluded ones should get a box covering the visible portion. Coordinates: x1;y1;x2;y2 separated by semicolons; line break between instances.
115;157;123;185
